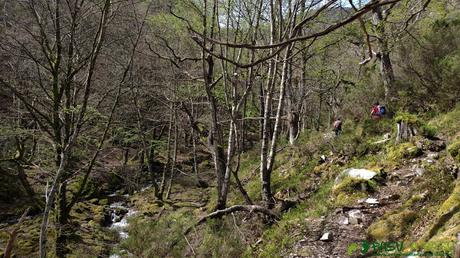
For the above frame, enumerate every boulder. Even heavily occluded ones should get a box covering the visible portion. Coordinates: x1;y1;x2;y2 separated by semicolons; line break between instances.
416;138;446;152
415;167;425;176
337;216;349;225
364;198;379;205
335;168;377;184
348;210;363;225
428;140;446;152
427;152;440;160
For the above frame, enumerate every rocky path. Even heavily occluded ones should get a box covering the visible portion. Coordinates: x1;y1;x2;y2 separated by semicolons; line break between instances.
288;140;446;258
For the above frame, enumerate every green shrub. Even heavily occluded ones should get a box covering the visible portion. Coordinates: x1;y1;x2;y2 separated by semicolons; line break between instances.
368;209;417;241
447;138;460;162
332;177;377;195
420;124;438;139
386;142;423;161
196;218;245;258
394;112;422;126
120;212;191;257
428;103;460;138
362;118;393;137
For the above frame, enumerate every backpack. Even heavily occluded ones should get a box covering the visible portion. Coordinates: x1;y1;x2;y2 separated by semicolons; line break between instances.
379;106;386;115
333;120;341;129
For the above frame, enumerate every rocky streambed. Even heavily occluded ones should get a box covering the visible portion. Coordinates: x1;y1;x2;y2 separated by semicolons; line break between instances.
105;192;137;258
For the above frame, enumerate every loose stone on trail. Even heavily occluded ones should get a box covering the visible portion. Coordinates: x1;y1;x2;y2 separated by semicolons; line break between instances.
320;232;333;242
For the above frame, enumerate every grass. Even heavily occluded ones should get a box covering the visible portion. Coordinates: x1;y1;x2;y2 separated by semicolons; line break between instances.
253;181;334;257
428;103;460;139
447;138;460;162
4;104;458;257
120;211;191;257
368;209;417;241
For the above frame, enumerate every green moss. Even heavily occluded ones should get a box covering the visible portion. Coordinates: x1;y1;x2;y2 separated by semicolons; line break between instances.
254;181;334;257
437;181;460;216
402;194;425;209
196;218;245;258
332;177;377;195
362;118;393;137
368;209;417;241
423;239;455;256
394;112;422;126
304;181;334;217
120;211;191;257
420;124;438;138
386;142;423;161
335;192;367;207
428;103;460;138
331;168;383;208
257;205;310;257
447;138;460;162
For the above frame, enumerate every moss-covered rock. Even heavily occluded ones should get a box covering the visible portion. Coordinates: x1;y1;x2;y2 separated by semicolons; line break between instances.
333;177;377;195
368;209;417;241
334;192;367;207
447;138;460;162
437;181;460;216
387;142;423;161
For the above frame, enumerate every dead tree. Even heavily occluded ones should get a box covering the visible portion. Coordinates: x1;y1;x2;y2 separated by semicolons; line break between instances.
396;120;417;143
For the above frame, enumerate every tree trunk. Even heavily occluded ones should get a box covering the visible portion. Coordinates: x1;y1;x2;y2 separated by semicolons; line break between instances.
396;121;416;143
15;162;43;209
454;234;460;258
165;104;178;200
260;0;278;208
190;100;199;178
233;171;253;205
288;111;299;145
39;151;69;258
259;77;266;141
264;45;293;208
55;181;69;258
147;135;160;198
373;6;395;105
159;104;173;201
201;0;227;210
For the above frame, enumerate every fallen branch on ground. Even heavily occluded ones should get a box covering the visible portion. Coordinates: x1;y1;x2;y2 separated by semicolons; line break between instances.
4;207;30;258
190;205;280;231
169;205;279;250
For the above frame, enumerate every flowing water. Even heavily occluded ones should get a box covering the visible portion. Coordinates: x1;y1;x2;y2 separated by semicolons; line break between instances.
106;193;137;258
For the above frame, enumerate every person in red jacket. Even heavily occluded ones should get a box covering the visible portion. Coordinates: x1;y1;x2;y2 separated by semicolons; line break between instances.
371;102;382;119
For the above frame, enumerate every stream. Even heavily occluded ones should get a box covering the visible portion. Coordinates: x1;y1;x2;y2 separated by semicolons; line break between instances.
105;184;154;257
105;192;137;258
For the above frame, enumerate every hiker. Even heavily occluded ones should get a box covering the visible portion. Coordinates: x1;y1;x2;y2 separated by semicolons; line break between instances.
371;102;383;119
333;118;342;136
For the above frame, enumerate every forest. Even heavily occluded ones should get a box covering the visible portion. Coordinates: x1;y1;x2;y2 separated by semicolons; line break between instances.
0;0;460;257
